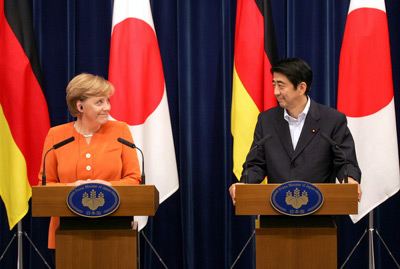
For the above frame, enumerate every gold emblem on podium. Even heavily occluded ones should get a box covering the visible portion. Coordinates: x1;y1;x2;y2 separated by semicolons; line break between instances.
82;189;105;210
285;188;308;209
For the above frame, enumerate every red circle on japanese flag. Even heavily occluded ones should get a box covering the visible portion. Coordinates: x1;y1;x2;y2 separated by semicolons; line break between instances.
109;18;164;125
337;8;393;117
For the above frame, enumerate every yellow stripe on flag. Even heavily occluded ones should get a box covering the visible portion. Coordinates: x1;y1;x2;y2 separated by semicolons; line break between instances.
0;104;31;229
231;66;261;180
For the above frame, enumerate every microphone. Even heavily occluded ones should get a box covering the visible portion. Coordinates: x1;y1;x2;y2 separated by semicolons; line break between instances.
54;136;75;149
42;136;75;186
320;133;348;183
242;134;273;183
118;137;145;185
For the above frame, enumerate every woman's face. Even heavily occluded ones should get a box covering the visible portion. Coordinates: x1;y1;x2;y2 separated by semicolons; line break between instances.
80;94;111;126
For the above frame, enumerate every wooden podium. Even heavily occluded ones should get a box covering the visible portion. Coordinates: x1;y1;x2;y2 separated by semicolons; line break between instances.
32;185;159;269
235;184;358;269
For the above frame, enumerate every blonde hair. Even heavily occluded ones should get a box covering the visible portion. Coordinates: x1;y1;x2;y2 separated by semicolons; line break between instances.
66;73;115;117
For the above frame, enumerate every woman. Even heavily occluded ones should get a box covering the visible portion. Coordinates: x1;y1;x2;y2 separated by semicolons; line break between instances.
38;73;141;249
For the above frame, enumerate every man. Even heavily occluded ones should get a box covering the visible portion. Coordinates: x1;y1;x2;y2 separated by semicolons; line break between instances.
229;57;362;205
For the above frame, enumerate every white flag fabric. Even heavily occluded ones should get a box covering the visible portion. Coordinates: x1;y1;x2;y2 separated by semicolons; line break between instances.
337;0;400;223
109;0;179;229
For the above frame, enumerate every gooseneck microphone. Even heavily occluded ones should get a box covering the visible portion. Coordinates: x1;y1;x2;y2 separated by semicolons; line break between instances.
42;136;75;186
242;134;273;183
320;132;348;183
118;137;145;185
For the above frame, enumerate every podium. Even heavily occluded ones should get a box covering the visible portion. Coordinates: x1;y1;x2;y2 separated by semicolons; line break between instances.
32;185;159;269
235;183;358;269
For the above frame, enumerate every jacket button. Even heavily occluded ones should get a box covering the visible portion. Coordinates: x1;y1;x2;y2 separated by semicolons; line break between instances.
291;162;297;168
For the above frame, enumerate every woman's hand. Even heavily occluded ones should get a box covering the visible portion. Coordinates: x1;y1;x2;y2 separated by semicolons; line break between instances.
91;179;112;186
67;179;111;186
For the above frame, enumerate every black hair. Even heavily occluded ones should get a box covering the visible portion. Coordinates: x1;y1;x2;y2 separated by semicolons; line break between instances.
270;57;313;94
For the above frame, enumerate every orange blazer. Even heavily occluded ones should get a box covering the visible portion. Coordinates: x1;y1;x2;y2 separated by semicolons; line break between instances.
38;120;141;248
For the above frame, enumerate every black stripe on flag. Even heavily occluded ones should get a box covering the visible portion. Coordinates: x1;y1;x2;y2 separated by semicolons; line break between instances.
254;0;279;66
4;0;44;89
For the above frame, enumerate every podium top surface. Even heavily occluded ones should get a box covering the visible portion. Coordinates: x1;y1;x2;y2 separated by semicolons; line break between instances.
235;183;358;216
32;185;159;217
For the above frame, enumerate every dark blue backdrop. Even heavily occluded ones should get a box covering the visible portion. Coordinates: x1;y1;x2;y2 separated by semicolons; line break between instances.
1;0;400;268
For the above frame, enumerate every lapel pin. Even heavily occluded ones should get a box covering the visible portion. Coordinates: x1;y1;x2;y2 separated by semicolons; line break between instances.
312;129;316;133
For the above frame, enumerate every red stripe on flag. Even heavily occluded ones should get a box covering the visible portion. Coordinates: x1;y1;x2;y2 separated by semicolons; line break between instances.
235;0;275;112
338;8;392;117
109;18;164;125
263;55;276;110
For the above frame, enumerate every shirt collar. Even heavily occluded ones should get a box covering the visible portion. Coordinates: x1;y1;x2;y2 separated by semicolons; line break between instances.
284;96;311;122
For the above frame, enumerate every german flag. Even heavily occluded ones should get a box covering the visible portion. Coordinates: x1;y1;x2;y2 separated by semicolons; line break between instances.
232;0;278;180
0;0;50;229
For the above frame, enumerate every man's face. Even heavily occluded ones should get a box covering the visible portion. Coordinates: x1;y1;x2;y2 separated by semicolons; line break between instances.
272;72;305;111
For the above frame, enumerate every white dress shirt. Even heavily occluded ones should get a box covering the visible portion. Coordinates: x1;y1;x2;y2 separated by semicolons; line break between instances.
284;97;311;150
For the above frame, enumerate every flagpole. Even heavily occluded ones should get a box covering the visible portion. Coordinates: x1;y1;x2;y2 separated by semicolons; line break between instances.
341;210;400;269
17;222;23;269
368;211;375;269
0;220;52;269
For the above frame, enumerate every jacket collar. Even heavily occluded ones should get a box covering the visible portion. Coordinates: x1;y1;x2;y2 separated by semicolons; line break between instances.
274;98;321;160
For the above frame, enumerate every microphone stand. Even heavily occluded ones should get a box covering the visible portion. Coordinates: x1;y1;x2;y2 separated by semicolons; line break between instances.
117;138;167;268
230;229;256;269
320;133;348;183
140;230;168;269
241;134;273;184
231;135;272;268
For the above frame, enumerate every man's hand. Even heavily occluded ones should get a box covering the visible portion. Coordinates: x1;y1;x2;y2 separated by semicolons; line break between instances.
343;177;362;202
229;183;244;206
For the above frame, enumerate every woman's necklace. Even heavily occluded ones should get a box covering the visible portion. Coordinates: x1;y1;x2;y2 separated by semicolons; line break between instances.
74;122;100;138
